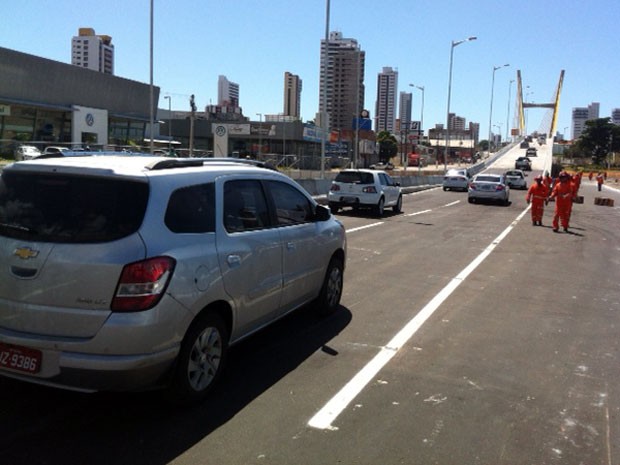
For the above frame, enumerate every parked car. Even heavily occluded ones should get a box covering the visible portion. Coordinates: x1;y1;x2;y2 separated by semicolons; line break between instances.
468;173;510;205
526;147;537;157
369;161;395;170
42;146;69;156
442;168;471;191
328;169;402;216
0;156;346;402
504;169;528;190
515;156;532;171
14;145;41;161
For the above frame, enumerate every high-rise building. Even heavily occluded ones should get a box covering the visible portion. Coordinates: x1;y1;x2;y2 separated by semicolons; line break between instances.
218;75;239;107
375;67;398;133
318;31;365;131
283;72;302;119
398;91;412;131
571;102;600;139
71;28;114;74
611;108;620;125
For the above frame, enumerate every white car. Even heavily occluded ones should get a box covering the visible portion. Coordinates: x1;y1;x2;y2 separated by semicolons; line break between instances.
328;169;403;216
468;173;510;205
14;145;42;161
442;168;471;191
504;170;528;190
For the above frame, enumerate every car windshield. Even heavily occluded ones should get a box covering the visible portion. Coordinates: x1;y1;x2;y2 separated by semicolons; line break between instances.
447;170;466;176
0;171;149;243
506;171;522;177
335;171;374;184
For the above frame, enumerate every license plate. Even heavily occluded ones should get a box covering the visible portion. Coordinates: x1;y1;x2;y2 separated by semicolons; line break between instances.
342;196;357;203
0;343;42;374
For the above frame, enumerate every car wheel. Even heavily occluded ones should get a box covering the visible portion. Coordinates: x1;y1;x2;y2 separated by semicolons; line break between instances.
167;313;228;404
374;197;385;216
315;257;343;316
443;187;448;191
329;203;340;214
393;195;402;213
468;197;475;204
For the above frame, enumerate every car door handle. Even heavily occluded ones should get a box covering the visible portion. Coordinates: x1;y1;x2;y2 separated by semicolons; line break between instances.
286;242;296;251
227;255;241;267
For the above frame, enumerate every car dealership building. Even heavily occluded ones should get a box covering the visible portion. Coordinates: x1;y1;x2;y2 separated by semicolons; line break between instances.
0;46;156;156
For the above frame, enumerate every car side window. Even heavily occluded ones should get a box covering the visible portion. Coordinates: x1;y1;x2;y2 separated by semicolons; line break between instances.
267;180;314;226
378;173;388;186
165;183;215;233
224;180;270;233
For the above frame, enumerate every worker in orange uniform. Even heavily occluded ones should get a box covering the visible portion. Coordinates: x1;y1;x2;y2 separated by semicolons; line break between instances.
549;171;576;232
596;172;604;191
572;171;582;195
526;175;549;226
543;172;553;192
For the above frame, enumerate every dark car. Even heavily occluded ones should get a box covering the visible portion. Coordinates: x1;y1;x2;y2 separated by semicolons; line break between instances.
526;147;537;157
515;156;532;171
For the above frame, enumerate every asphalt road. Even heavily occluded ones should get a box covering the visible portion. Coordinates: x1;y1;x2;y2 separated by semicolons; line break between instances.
1;144;619;465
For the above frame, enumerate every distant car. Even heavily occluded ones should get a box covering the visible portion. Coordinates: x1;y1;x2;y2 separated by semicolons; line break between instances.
14;145;41;161
328;169;402;216
526;147;537;157
504;169;528;190
468;173;510;205
442;168;470;191
369;161;395;170
515;157;532;171
520;141;529;149
42;146;69;156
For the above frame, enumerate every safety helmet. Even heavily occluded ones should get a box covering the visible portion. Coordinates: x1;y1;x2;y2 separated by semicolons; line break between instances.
534;175;543;181
559;171;570;179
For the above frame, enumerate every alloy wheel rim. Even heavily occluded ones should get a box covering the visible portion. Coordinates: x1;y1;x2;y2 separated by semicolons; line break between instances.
187;326;222;391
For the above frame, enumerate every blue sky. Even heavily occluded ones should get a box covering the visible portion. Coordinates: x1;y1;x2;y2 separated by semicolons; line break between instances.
3;0;619;139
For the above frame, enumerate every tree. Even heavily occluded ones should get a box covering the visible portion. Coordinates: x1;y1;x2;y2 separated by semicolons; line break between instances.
376;131;398;162
575;118;620;166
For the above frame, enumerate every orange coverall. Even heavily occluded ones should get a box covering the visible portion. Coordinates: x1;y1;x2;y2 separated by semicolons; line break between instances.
549;179;575;231
525;181;548;225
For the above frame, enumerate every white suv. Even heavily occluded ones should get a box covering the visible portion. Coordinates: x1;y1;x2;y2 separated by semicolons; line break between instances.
327;169;403;216
0;156;346;402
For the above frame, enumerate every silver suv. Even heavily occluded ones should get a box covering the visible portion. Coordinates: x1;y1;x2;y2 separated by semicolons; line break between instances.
0;156;346;402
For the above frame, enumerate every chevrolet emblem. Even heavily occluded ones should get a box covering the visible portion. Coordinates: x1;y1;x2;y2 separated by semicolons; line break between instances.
13;247;39;260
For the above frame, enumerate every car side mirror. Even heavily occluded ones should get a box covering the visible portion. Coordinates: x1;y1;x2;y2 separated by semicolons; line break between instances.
316;204;332;221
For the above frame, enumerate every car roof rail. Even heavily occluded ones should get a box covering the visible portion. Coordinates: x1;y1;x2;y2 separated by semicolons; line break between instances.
146;157;278;171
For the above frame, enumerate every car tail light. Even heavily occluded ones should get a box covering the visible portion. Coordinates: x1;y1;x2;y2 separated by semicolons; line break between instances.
330;184;341;192
469;183;476;190
362;186;378;193
111;257;176;311
495;185;505;191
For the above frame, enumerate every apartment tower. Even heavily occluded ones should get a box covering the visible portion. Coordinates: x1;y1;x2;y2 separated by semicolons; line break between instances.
283;72;302;119
375;67;398;133
318;31;365;131
71;28;114;74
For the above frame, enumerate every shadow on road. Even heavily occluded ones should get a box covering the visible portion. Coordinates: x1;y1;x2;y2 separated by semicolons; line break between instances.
0;305;352;465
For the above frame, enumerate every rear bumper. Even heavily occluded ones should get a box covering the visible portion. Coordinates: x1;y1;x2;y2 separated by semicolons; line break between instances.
0;345;179;392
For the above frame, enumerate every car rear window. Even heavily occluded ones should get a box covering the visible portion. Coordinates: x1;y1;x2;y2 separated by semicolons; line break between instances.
334;171;374;184
0;171;148;243
475;175;501;183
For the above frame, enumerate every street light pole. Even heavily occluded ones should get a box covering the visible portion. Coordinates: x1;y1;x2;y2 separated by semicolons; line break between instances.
164;96;171;154
256;113;262;158
488;64;509;153
445;36;477;173
320;0;330;179
506;79;514;142
149;0;154;154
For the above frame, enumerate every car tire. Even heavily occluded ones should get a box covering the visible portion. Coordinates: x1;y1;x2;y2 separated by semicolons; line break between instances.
315;257;344;316
167;312;228;404
329;203;340;214
393;195;402;213
374;197;385;216
443;187;448;191
468;197;475;204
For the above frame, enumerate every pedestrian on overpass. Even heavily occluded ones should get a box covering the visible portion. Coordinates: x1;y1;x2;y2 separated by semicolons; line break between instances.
549;171;576;232
526;175;548;226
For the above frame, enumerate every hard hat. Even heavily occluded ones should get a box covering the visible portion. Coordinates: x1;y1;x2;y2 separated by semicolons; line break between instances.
559;171;570;178
534;175;543;181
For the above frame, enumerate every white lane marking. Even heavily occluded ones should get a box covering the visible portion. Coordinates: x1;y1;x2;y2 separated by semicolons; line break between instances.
406;209;432;217
308;206;531;430
443;200;461;207
346;222;384;233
